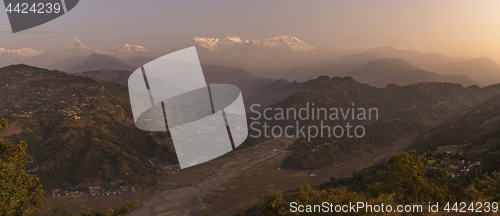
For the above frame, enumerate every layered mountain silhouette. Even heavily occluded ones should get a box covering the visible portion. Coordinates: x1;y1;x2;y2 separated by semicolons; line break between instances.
345;58;419;83
369;46;500;85
285;52;385;82
2;37;500;87
346;58;479;87
286;57;479;88
186;34;351;69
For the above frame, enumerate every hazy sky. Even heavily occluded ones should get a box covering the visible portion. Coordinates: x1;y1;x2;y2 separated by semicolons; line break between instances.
1;0;500;63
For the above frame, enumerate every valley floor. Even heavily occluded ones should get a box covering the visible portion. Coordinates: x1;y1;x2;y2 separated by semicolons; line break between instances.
40;133;417;216
132;134;417;216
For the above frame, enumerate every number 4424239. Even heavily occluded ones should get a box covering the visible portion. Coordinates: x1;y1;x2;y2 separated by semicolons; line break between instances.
5;3;62;14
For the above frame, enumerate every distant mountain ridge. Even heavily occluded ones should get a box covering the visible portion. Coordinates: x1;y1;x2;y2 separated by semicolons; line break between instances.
369;70;479;88
2;37;500;86
285;57;480;88
0;37;151;70
192;35;315;52
67;54;137;73
369;46;500;85
347;58;479;87
78;70;132;86
345;58;419;83
0;47;44;57
285;52;385;82
46;56;89;71
184;34;360;71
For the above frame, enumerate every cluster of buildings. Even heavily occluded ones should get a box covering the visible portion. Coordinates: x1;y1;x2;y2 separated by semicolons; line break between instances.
51;185;142;198
51;190;84;197
89;185;142;197
425;152;481;178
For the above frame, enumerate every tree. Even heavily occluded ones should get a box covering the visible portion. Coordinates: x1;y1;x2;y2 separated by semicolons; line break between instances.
261;191;291;216
0;118;44;215
260;184;399;215
371;150;452;205
0;118;133;215
375;151;427;204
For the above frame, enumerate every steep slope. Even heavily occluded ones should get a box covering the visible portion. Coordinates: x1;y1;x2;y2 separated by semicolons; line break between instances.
407;93;500;174
0;65;177;190
67;54;137;73
410;93;500;151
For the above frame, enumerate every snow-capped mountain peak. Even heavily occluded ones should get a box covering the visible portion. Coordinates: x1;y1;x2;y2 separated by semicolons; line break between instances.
261;35;314;51
67;37;90;49
191;34;315;52
193;37;219;51
222;34;242;43
0;47;44;58
117;44;147;53
266;35;302;42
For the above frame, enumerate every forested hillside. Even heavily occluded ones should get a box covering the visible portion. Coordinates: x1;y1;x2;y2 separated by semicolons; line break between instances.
0;65;177;190
254;77;500;170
